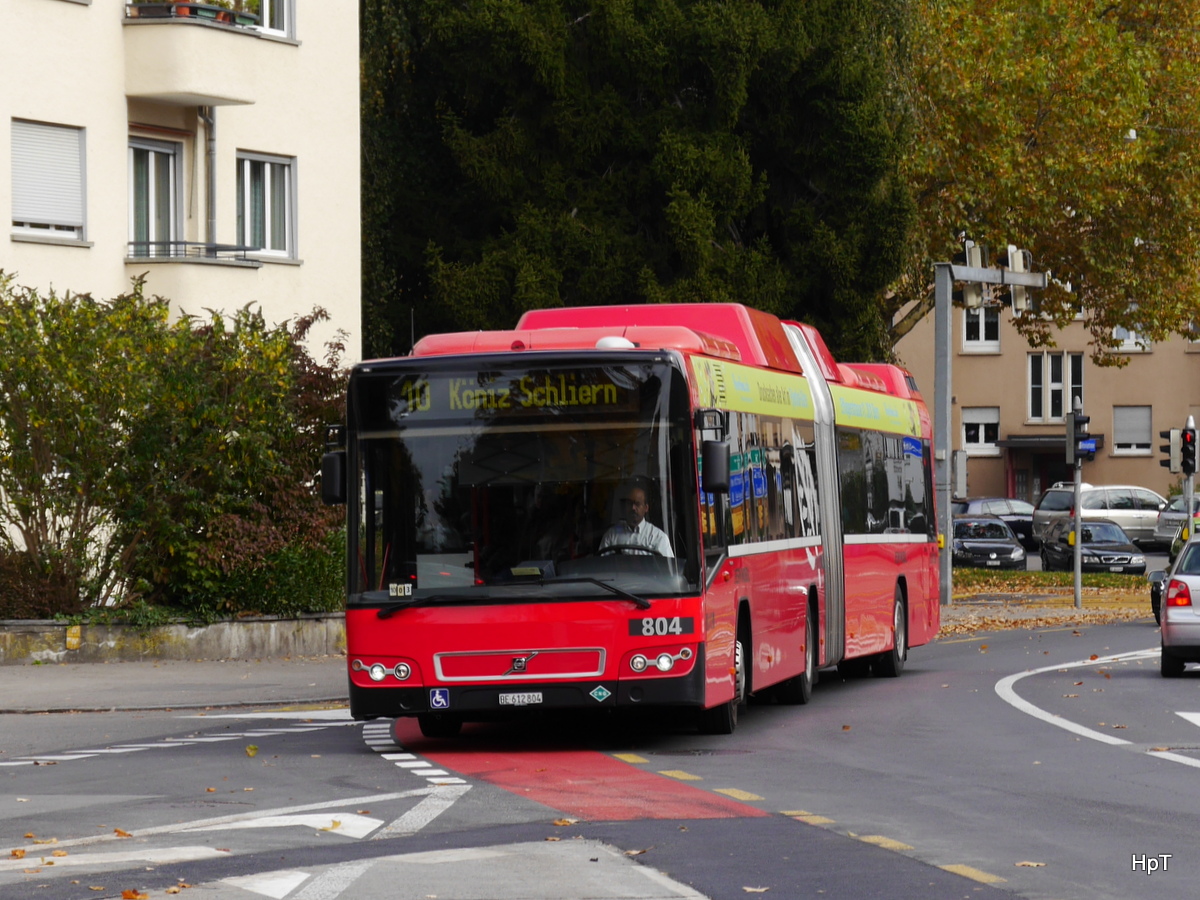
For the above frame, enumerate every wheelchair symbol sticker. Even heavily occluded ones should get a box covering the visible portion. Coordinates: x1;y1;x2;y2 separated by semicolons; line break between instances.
429;688;450;709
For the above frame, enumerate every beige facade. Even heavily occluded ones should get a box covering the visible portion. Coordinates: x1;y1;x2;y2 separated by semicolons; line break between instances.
895;301;1199;505
3;0;361;360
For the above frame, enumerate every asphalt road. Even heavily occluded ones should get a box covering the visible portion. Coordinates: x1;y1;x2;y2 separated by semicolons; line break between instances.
4;616;1196;900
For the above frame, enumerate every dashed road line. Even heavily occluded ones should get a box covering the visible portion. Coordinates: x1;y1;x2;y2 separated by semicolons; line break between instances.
360;721;468;786
940;863;1007;884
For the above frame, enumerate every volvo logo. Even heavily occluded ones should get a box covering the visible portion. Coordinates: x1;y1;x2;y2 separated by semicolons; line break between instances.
506;652;538;676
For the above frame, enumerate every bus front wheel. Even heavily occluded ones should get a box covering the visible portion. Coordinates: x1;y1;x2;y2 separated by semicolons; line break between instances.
698;637;744;734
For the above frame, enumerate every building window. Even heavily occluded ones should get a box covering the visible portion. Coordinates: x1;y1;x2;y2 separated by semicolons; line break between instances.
129;138;180;257
963;407;1000;456
236;153;294;257
256;0;294;37
1028;352;1083;422
1114;304;1149;351
1113;405;1151;455
11;119;85;239
963;306;1000;352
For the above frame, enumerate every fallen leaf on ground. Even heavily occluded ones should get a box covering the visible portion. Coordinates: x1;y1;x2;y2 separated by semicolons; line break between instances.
10;849;25;859
743;888;770;893
624;848;652;856
319;820;342;832
545;836;561;842
205;788;216;793
51;850;68;857
32;838;57;845
114;828;132;838
552;818;577;826
245;745;258;758
1015;861;1046;867
842;725;851;731
121;891;149;900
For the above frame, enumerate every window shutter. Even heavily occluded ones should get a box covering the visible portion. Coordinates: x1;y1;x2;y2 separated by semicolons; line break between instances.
1113;405;1150;443
12;120;84;227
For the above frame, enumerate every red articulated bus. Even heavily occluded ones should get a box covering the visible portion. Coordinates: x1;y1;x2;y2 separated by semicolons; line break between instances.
321;303;939;737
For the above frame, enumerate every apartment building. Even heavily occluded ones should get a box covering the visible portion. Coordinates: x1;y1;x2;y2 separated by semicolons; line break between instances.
3;0;361;360
895;301;1200;505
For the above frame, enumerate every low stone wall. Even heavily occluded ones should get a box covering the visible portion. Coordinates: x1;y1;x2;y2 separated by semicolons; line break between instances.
0;613;345;665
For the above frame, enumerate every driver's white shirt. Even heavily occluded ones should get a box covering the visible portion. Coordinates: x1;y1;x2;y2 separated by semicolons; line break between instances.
599;519;673;557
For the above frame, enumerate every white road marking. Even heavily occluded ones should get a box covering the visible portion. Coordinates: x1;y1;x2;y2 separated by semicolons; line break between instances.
186;710;353;721
995;648;1200;769
292;859;376;900
6;790;432;853
1175;711;1200;729
220;869;310;899
372;784;472;839
0;845;227;874
187;812;385;840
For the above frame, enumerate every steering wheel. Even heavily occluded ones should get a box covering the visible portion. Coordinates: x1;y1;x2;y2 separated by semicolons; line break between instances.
597;543;667;557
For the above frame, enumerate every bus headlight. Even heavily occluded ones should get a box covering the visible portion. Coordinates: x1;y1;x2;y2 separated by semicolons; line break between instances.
393;663;411;680
368;663;388;682
630;655;649;672
656;653;675;672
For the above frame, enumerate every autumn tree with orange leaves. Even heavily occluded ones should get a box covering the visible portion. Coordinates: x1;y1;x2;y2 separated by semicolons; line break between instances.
892;0;1200;362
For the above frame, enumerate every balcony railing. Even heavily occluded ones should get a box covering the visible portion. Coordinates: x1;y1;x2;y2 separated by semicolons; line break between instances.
127;241;260;261
125;3;260;28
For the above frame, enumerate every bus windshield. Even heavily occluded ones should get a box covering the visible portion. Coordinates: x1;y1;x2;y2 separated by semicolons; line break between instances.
348;358;700;605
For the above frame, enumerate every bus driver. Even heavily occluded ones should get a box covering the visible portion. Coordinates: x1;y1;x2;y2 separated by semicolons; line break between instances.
599;485;673;557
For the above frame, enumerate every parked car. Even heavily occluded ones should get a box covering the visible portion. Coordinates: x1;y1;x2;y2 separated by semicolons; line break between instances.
951;516;1027;570
1039;516;1147;575
1032;483;1167;547
1153;495;1200;548
949;497;1036;549
1151;536;1200;676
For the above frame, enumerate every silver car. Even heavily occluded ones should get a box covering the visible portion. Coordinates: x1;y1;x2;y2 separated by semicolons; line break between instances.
1032;483;1167;547
1153;495;1200;548
1157;537;1200;676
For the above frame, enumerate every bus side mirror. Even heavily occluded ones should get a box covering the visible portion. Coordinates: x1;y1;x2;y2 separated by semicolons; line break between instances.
701;440;730;494
321;450;346;505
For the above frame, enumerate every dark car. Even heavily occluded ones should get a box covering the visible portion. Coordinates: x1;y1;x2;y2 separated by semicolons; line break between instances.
951;515;1027;570
1039;516;1147;575
950;497;1036;549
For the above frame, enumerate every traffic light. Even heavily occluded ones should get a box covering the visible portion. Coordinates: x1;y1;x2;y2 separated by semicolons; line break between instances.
952;241;986;309
1067;411;1093;465
997;244;1032;313
1161;429;1182;474
1183;427;1197;475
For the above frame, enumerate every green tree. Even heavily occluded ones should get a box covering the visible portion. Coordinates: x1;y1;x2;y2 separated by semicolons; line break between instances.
892;0;1200;361
362;0;915;362
0;272;346;619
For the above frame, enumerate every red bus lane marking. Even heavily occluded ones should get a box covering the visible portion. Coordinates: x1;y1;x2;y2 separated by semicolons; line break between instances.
393;721;770;821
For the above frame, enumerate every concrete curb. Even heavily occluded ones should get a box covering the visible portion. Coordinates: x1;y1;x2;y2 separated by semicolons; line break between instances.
0;612;346;665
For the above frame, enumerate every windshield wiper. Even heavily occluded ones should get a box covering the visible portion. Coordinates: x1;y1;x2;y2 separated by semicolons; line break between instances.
375;593;475;619
540;577;651;609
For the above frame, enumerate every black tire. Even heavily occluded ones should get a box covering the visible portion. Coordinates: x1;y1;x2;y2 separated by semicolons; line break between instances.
698;636;744;734
776;612;817;705
874;588;907;678
1161;650;1186;678
1153;596;1161;626
417;713;463;738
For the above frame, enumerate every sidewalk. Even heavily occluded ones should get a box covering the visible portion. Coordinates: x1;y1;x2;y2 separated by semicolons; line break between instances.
0;654;348;714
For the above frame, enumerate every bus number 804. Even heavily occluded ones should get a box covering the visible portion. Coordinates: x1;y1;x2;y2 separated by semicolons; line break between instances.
630;617;694;637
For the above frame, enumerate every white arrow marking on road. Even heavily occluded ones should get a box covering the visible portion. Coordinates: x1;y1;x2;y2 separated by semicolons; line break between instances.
6;790;434;853
220;869;309;899
996;648;1200;769
0;845;227;873
187;812;384;839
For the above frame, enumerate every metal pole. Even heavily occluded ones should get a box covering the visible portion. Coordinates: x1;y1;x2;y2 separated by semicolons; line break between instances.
934;263;953;606
1187;415;1196;551
1073;456;1083;609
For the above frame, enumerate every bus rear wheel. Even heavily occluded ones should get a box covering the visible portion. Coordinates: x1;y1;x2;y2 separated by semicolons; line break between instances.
698;637;744;734
776;613;816;705
873;588;907;678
